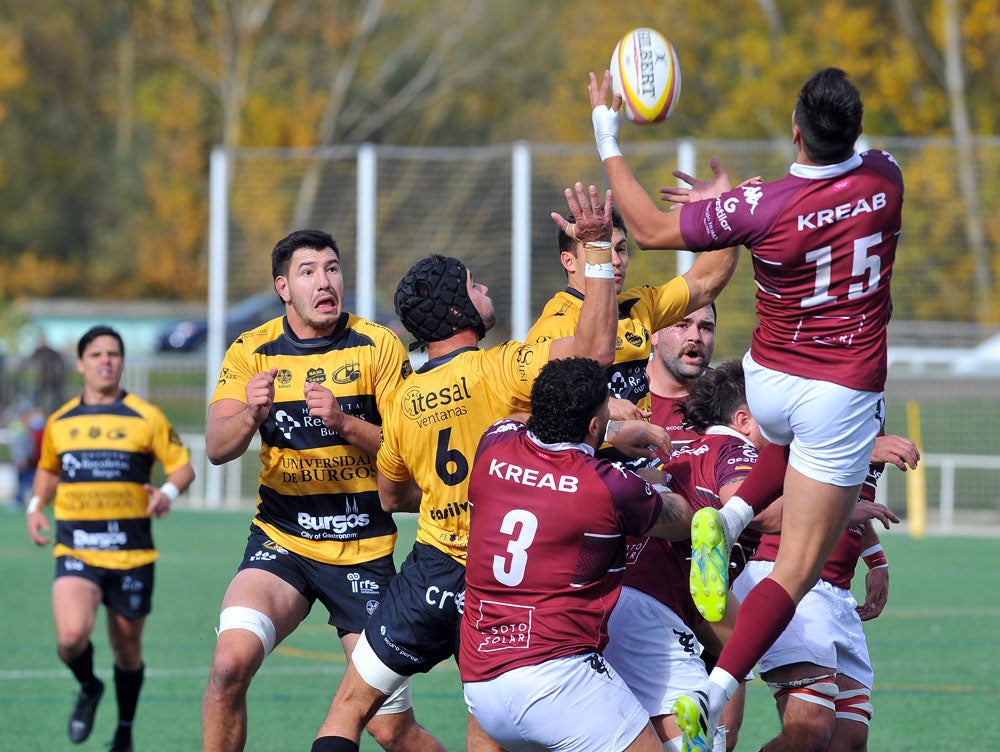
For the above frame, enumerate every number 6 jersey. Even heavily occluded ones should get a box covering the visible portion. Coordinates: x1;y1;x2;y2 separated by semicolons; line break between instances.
377;341;553;564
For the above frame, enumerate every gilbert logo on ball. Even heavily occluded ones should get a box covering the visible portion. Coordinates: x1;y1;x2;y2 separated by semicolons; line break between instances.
610;28;681;125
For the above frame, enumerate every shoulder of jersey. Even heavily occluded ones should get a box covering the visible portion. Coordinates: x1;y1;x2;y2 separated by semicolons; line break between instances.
231;315;284;347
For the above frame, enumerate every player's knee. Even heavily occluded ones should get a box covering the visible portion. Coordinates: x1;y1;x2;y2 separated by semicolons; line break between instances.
56;626;92;655
216;606;276;654
363;706;417;752
208;607;275;689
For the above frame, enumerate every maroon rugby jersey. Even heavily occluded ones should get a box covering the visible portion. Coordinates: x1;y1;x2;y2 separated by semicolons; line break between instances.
459;419;661;683
753;461;884;589
649;392;702;449
624;428;758;627
679;151;903;392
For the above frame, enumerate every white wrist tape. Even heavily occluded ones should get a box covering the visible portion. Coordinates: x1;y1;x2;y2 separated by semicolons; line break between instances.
592;105;622;161
159;482;180;502
26;495;43;514
585;263;615;279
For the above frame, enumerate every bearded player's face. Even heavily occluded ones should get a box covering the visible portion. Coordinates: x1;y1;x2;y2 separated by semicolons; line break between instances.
277;247;345;337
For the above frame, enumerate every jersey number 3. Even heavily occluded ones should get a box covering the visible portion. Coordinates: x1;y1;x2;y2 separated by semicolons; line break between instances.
492;509;538;586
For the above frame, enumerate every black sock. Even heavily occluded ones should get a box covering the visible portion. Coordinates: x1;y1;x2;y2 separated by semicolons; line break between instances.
64;641;101;692
113;664;145;741
311;737;360;752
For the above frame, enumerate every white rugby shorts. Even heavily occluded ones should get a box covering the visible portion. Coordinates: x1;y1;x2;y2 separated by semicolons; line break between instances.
743;352;882;486
463;652;650;752
733;559;873;689
604;586;708;716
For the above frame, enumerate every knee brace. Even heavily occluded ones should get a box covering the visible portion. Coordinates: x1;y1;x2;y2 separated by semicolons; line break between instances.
767;673;838;711
216;607;277;655
835;688;873;725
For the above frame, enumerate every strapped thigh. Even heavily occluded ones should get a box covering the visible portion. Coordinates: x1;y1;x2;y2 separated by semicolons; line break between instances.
767;673;838;711
835;688;873;725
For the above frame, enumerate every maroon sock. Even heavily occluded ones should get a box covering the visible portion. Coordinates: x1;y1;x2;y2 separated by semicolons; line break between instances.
734;442;789;515
716;577;796;681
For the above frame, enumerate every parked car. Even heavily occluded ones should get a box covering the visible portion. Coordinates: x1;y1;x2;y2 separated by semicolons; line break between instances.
156;291;401;352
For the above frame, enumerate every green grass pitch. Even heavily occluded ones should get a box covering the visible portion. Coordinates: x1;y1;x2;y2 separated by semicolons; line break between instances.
2;510;997;751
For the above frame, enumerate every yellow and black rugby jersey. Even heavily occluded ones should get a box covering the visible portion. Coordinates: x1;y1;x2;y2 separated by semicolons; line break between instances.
526;279;690;412
211;313;412;566
378;340;553;565
38;391;191;570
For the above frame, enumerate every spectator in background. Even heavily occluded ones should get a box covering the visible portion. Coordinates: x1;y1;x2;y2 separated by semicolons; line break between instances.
26;333;67;415
9;402;45;509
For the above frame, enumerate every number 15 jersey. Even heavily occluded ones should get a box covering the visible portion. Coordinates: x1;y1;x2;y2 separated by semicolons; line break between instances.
680;150;903;392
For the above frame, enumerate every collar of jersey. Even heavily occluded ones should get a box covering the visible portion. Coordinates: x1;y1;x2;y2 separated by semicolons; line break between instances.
704;424;755;447
417;345;479;373
526;431;595;456
789;151;862;180
281;312;349;349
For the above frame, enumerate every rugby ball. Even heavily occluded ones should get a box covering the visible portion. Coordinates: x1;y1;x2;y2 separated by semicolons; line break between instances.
610;28;681;125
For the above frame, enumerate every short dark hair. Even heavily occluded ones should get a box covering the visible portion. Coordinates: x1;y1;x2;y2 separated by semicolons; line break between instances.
793;67;863;165
557;207;627;255
77;325;124;359
271;229;339;280
527;358;609;444
678;359;746;434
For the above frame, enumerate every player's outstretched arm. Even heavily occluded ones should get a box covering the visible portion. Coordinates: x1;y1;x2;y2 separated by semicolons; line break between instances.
588;69;685;250
549;181;617;367
681;246;740;313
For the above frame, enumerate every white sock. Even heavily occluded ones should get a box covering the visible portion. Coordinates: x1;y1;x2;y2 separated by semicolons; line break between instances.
706;668;740;723
719;497;753;545
663;736;684;752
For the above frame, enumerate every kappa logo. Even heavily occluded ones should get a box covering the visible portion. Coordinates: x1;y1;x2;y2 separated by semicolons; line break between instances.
305;367;326;384
332;362;361;384
274;409;302;440
674;628;698;655
275;369;293;387
741;184;763;215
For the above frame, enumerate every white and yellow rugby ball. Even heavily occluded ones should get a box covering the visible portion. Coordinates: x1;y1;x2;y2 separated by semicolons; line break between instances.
610;28;681;125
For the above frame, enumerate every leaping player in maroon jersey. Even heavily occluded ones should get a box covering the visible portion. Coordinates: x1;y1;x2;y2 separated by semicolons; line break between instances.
586;66;915;751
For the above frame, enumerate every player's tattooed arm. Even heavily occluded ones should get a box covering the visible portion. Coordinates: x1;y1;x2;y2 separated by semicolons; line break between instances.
644;487;693;540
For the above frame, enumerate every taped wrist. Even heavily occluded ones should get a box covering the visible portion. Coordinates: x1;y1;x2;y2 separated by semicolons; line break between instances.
592;106;622;161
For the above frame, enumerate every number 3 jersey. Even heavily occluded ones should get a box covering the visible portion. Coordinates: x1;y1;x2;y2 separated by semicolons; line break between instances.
39;392;191;569
679;150;903;392
211;313;411;566
459;419;661;683
377;342;554;564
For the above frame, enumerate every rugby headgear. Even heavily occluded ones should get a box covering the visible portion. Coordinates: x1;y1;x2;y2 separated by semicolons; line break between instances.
394;255;486;349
